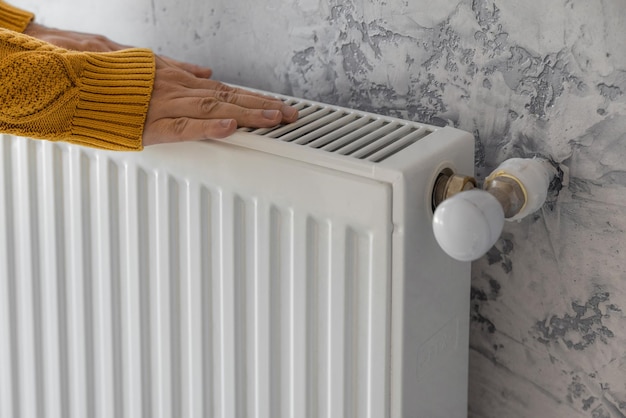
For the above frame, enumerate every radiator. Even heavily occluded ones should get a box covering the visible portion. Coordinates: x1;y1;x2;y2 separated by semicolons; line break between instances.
0;93;473;418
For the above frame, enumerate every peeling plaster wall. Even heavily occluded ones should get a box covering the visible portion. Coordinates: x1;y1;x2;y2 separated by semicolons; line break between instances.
16;0;626;416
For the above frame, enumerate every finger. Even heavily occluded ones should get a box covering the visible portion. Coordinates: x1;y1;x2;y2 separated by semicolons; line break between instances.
163;93;299;123
143;118;237;146
208;90;299;123
176;75;283;101
156;97;288;128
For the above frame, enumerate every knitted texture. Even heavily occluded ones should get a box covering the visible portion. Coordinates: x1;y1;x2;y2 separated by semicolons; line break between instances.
0;1;33;32
0;29;155;150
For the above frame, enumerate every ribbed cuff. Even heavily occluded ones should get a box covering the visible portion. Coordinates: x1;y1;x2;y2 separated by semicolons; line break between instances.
0;1;34;32
70;49;155;151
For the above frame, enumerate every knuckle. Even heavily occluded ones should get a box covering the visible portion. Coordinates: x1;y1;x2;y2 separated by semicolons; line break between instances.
214;82;232;93
216;90;236;104
199;97;220;114
172;118;189;136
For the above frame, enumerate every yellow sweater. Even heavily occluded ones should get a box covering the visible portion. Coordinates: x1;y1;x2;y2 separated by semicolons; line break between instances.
0;2;154;150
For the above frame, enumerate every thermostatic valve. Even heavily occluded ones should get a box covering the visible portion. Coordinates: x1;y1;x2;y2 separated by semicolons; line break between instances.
432;158;558;262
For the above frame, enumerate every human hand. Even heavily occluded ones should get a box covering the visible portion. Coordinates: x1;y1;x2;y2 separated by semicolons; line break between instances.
142;57;299;146
23;22;213;78
23;22;299;146
24;21;128;52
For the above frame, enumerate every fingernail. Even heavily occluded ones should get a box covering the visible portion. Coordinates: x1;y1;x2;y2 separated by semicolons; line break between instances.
281;105;298;120
220;119;235;128
262;109;281;120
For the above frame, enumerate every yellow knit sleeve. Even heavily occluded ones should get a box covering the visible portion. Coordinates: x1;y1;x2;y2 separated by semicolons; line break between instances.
0;1;33;32
0;29;154;150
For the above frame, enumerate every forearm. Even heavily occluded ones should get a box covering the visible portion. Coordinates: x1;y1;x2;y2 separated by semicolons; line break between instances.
0;29;155;150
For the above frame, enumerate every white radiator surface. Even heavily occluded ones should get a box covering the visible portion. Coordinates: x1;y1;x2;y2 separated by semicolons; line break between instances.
0;94;473;418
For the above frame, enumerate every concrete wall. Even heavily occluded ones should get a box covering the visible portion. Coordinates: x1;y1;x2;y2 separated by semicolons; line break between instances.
17;0;626;416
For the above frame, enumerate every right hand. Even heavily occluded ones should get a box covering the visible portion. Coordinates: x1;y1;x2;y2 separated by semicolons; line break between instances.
142;57;299;146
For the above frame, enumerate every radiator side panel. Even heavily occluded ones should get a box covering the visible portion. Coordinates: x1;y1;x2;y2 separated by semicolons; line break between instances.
387;131;474;418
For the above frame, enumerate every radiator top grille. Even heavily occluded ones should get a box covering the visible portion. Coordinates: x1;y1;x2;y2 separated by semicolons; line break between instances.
239;97;434;163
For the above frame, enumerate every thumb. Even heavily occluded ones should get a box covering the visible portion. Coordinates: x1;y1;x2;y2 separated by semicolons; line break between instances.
143;118;237;146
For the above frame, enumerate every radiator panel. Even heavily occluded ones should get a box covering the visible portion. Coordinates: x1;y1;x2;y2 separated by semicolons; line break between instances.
0;135;392;418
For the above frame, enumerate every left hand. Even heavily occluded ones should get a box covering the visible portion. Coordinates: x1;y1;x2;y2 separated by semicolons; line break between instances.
23;22;213;78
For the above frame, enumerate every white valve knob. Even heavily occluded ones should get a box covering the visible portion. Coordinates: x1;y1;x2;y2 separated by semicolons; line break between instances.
433;189;505;262
432;158;557;262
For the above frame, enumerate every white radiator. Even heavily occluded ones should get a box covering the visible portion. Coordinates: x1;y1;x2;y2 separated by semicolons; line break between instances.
0;93;473;418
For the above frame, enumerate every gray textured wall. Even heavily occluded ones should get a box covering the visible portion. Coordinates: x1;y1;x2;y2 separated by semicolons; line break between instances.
19;0;626;416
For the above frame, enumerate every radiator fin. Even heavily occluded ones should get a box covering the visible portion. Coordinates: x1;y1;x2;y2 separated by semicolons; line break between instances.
0;136;390;418
240;97;433;162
